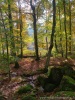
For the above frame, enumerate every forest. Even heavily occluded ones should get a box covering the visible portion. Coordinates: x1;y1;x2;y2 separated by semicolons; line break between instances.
0;0;75;100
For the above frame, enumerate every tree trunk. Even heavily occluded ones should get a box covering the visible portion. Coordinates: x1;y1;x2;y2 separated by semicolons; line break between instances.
69;0;72;54
18;0;23;58
54;34;58;53
63;0;67;58
30;0;39;60
0;8;9;59
58;0;63;57
44;0;56;69
7;0;15;56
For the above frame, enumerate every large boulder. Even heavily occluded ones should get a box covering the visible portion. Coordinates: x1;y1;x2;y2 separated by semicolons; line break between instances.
37;67;63;92
44;83;56;92
59;75;75;91
48;67;63;86
37;76;47;88
61;66;75;80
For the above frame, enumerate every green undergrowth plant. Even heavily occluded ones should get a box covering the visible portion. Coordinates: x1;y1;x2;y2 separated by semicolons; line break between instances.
22;94;36;100
0;92;5;100
17;84;33;94
54;91;75;97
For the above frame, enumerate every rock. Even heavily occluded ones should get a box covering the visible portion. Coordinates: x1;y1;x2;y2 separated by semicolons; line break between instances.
38;86;44;92
11;72;17;77
61;66;75;78
44;83;55;92
59;76;75;91
37;76;47;88
48;68;63;86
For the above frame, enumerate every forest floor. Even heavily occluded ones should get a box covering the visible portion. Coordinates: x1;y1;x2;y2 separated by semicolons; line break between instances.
10;57;75;75
0;57;75;100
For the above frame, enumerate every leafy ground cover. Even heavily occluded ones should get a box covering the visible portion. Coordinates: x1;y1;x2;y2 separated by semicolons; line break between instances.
0;57;75;100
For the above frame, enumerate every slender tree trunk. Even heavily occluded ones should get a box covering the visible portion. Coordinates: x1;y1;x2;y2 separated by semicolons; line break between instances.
46;37;48;50
30;0;39;60
69;0;72;53
44;0;56;70
18;0;23;58
45;2;48;51
58;0;63;57
1;37;4;57
63;0;67;58
54;34;58;52
7;0;15;56
0;8;9;59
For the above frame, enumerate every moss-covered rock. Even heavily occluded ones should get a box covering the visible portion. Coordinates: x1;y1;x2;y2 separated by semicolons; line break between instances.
44;83;56;92
17;84;33;94
59;76;75;91
48;68;63;86
37;76;47;88
61;66;74;77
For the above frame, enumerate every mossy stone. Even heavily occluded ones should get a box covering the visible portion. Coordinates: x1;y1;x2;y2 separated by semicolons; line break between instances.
59;76;75;91
61;66;74;77
37;76;47;87
48;68;63;86
44;83;55;92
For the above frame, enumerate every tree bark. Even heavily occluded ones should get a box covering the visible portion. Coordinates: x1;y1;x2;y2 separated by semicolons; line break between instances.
63;0;67;58
0;8;9;59
58;0;63;57
44;0;56;70
30;0;39;60
18;0;23;58
7;0;15;56
69;0;72;53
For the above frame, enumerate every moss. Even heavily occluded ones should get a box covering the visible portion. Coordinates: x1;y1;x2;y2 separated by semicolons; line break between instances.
17;84;33;94
37;76;47;87
59;76;75;91
48;68;63;86
0;96;5;100
22;95;36;100
61;66;74;77
54;91;75;97
0;92;5;100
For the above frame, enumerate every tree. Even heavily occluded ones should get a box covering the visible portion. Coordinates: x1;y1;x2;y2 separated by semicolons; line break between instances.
58;0;63;57
30;0;39;60
63;0;67;58
69;0;72;53
18;0;23;58
0;8;9;59
7;0;16;56
44;0;56;70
